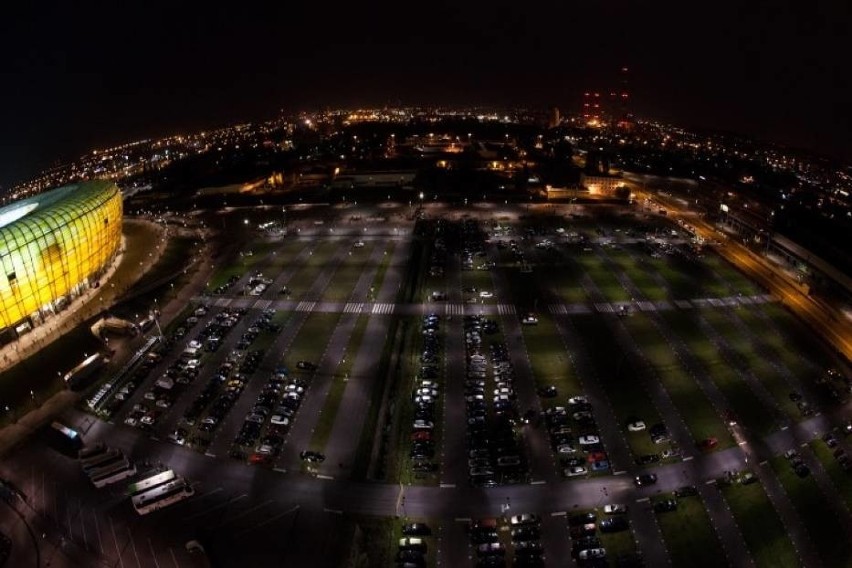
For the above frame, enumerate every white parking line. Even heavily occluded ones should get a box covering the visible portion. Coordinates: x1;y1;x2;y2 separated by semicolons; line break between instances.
169;547;180;568
550;511;566;517
705;479;716;485
635;497;649;503
455;517;471;522
93;510;104;554
110;517;124;568
682;456;694;462
612;470;626;475
323;508;343;515
79;501;89;550
439;483;456;488
128;527;141;568
316;474;334;480
148;537;161;568
530;480;546;485
185;494;248;520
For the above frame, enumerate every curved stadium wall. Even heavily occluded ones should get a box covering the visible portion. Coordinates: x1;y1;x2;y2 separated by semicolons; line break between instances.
0;181;122;339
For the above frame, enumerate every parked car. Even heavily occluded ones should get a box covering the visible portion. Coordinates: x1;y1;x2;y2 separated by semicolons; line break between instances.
634;473;658;487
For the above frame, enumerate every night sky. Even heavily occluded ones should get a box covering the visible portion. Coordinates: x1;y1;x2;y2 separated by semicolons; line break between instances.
1;0;849;186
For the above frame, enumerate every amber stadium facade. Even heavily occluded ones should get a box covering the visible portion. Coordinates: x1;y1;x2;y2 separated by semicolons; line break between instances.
0;181;122;343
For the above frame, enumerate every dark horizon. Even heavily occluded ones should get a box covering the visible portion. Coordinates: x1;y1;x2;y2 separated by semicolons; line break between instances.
1;0;849;186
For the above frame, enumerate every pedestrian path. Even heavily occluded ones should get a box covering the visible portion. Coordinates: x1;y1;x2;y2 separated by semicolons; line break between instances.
549;293;775;316
195;293;777;318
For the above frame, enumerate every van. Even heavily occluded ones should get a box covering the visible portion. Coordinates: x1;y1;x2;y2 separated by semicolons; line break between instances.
398;538;426;552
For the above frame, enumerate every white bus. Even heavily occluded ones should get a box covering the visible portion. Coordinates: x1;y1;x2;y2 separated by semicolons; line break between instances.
86;456;129;479
78;443;106;461
92;463;138;488
81;450;123;473
126;470;176;497
132;479;194;515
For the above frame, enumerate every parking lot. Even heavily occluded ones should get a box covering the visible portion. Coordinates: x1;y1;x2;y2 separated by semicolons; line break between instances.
7;201;849;567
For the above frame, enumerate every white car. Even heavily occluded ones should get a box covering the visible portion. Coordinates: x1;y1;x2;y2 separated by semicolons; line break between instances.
270;415;290;426
413;420;434;430
479;291;493;298
568;395;589;405
627;421;646;432
509;513;540;526
603;504;627;514
578;548;606;560
564;465;587;477
578;435;600;445
353;241;365;248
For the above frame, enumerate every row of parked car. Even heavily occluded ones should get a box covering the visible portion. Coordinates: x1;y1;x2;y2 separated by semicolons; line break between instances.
396;523;433;568
408;314;442;476
465;514;547;567
543;395;609;477
233;366;308;465
102;306;210;417
172;309;281;447
465;336;527;487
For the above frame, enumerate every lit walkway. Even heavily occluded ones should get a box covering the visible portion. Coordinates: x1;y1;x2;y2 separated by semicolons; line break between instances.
197;292;777;317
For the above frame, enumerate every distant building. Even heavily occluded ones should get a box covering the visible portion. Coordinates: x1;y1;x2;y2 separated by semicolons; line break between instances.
580;172;623;196
0;181;122;344
331;170;417;189
543;184;583;200
549;107;561;129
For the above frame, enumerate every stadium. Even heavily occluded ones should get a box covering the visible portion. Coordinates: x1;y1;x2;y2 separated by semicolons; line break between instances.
0;180;122;343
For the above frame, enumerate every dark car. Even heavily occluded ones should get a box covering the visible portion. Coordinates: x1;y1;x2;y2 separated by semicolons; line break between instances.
296;361;317;371
411;462;438;473
568;512;596;526
402;523;432;536
674;485;698;498
537;386;558;398
396;549;426;565
634;473;658;487
511;526;540;541
653;499;678;513
299;450;325;463
599;517;629;533
470;528;499;544
635;454;660;465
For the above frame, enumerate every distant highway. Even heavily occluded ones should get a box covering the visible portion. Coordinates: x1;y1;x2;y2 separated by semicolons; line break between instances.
632;185;852;364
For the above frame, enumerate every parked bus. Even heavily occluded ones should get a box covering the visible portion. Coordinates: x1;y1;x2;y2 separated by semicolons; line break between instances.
43;421;84;456
132;479;194;515
92;463;137;489
81;449;122;472
86;456;129;479
78;443;106;461
126;470;176;497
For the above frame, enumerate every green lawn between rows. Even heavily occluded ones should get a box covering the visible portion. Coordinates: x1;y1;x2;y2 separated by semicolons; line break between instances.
720;478;800;568
652;493;727;568
769;455;852;567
